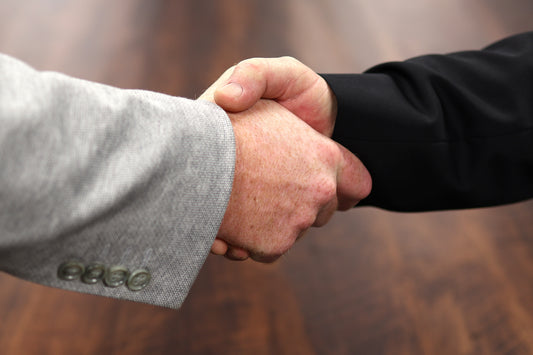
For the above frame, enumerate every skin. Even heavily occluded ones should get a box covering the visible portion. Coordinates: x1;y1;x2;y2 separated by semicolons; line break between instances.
214;56;337;136
199;57;371;262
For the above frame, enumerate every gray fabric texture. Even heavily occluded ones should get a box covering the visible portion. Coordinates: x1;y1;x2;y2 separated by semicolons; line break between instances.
0;54;235;309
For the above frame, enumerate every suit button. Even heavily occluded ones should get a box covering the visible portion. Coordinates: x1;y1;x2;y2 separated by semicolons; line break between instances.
104;265;129;287
57;260;85;281
127;269;151;291
82;263;106;284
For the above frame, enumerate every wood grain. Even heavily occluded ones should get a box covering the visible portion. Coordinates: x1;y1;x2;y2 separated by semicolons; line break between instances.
0;0;532;354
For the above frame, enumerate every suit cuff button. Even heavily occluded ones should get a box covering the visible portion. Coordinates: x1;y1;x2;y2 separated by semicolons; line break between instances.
81;263;106;284
57;260;85;281
127;269;151;291
104;265;130;287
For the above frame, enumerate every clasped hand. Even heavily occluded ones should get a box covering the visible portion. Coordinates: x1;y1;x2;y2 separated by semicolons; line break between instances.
199;57;371;262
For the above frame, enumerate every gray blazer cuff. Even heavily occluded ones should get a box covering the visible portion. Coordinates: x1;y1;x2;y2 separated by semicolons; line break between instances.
0;54;235;308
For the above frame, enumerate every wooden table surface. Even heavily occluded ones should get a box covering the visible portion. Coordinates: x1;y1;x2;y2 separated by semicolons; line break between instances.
1;1;532;354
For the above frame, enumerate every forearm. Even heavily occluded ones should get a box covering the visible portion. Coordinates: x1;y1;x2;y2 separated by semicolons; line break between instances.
0;54;235;308
323;32;533;211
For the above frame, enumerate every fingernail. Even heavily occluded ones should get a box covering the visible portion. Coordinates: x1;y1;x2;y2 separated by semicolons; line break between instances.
221;82;243;98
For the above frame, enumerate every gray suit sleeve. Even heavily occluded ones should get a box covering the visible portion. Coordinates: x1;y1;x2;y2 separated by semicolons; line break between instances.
0;54;235;309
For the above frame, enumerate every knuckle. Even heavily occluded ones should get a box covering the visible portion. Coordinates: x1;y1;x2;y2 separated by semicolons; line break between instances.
227;64;237;73
293;209;317;235
316;176;337;205
318;139;342;167
237;57;265;72
280;56;300;65
302;212;317;231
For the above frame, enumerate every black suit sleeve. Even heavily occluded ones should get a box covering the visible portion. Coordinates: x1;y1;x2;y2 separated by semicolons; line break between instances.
321;32;533;212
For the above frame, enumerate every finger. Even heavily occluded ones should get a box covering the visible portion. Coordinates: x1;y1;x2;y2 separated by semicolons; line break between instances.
210;238;229;255
225;246;250;261
214;57;311;112
335;143;373;210
250;253;281;263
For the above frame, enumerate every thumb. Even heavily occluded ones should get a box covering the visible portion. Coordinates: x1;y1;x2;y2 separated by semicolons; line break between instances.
214;57;311;113
335;143;372;210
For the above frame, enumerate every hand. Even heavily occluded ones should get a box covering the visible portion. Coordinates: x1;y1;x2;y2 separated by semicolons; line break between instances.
200;91;371;262
201;58;371;261
213;56;337;137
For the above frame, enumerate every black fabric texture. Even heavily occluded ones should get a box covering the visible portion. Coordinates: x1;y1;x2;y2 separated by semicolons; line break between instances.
321;32;533;211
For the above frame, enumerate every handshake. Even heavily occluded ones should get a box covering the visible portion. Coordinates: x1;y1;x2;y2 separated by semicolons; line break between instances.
199;57;372;262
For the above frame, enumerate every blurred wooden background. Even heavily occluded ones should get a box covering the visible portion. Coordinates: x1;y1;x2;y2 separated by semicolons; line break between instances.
1;0;532;354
